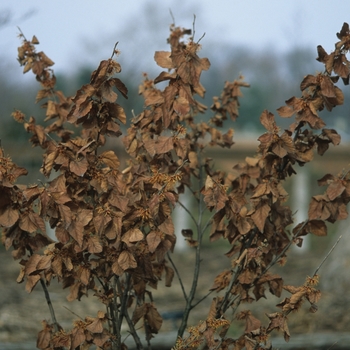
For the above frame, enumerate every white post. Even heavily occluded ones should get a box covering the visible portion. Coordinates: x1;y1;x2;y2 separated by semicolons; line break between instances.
172;190;191;252
292;166;310;250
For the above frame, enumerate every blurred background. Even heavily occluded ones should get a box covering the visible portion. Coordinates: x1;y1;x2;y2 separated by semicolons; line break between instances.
1;1;350;348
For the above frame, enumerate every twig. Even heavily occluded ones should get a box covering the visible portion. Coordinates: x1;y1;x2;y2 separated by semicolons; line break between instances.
192;14;196;41
169;9;175;25
177;200;196;224
40;277;59;333
110;42;119;59
63;306;83;320
327;341;338;350
196;32;206;44
124;305;144;350
191;290;213;309
167;252;188;301
217;265;242;316
202;212;217;233
17;26;27;41
313;235;342;277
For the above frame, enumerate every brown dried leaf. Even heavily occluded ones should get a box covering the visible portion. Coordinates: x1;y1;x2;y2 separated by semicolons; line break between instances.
154;51;173;69
164;265;174;287
99;150;120;169
145;303;163;333
19;212;46;234
158;217;174;235
86;317;104;333
25;274;41;293
70;157;89;177
37;321;53;350
251;201;270;232
237;310;261;334
118;251;137;271
146;230;162;253
122;228;144;246
71;327;86;349
155;136;174;154
266;312;290;342
132;304;147;325
306;220;327;236
0;208;19;227
260;110;277;133
87;236;103;254
326;178;345;200
112;260;124;276
277;105;295;118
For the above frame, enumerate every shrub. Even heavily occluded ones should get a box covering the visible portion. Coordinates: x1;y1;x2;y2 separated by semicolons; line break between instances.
1;21;350;350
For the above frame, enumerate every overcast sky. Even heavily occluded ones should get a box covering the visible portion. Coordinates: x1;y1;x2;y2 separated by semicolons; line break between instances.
1;0;349;78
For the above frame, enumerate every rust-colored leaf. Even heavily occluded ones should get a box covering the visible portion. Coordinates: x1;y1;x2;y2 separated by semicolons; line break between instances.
154;51;173;69
118;251;137;271
99;150;120;169
155;136;174;154
25;274;41;293
306;220;327;236
146;230;162;253
326;178;345;200
86;317;104;334
0;208;19;227
251;201;270;232
87;236;103;254
70;157;89;177
145;303;163;333
122;228;144;246
158;217;174;235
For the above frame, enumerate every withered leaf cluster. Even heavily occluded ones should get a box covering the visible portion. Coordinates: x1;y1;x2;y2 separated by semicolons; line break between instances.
1;21;350;350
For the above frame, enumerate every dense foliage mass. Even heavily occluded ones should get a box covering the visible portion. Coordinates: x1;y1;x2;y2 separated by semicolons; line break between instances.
1;21;350;350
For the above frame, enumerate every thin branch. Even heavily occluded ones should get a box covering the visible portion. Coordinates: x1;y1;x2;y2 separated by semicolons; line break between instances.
313;235;342;277
111;276;120;349
191;290;213;309
228;294;241;314
167;252;188;301
217;265;242;316
40;277;59;333
341;167;350;180
123;305;144;350
196;32;206;44
177;200;196;224
117;274;131;327
17;26;27;41
110;42;119;59
202;212;216;233
177;156;205;337
116;276;144;350
169;9;175;25
192;14;196;41
63;306;83;320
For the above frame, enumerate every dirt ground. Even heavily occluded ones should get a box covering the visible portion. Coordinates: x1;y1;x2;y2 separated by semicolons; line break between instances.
0;240;348;349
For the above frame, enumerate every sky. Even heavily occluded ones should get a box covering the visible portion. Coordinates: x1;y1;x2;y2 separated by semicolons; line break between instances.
1;0;349;80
